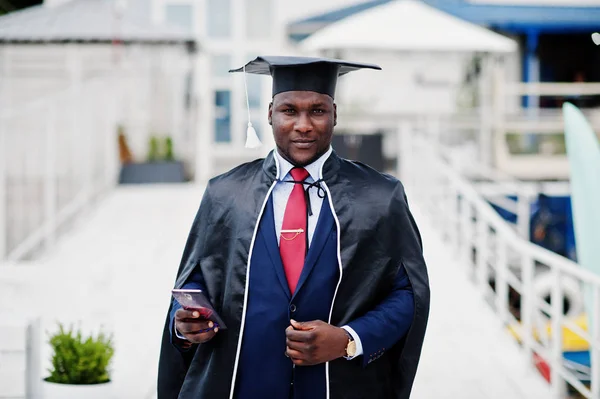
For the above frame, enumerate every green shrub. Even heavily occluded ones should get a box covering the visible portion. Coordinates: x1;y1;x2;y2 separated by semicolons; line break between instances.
164;137;175;161
45;323;114;385
147;136;161;162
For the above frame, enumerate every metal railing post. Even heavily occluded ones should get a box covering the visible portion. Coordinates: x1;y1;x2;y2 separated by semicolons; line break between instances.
476;212;490;295
450;185;460;256
551;269;566;397
520;253;535;364
82;87;93;211
0;48;8;261
495;238;509;325
591;287;600;399
26;317;42;399
460;198;473;271
105;78;118;189
516;186;531;240
44;108;57;251
0;118;6;261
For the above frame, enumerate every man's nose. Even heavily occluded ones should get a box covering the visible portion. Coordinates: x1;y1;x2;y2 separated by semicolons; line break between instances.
294;112;313;133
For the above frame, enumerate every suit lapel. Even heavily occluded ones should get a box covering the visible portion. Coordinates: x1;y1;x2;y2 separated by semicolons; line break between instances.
293;197;335;298
260;196;292;299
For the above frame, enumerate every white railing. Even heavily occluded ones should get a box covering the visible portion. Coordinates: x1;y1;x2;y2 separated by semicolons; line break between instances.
0;74;122;261
488;73;600;180
398;123;600;398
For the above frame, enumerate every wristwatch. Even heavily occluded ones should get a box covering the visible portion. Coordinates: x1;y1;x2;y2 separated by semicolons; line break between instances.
344;330;357;358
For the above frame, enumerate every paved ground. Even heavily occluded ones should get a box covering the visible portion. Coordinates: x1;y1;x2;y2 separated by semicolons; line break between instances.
0;184;552;398
0;184;203;399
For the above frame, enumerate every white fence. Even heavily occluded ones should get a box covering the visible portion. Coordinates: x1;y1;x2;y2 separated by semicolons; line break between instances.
485;70;600;180
399;124;600;398
0;74;122;261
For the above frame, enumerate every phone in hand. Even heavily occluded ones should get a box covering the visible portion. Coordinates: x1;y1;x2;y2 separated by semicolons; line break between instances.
171;288;227;330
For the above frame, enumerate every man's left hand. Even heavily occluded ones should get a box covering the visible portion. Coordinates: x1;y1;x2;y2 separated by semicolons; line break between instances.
285;319;348;366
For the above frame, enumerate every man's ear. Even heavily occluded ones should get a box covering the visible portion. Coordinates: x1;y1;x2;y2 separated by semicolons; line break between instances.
333;103;337;126
268;102;273;125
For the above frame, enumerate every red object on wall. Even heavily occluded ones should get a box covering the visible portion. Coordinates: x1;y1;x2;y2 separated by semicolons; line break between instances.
533;352;551;383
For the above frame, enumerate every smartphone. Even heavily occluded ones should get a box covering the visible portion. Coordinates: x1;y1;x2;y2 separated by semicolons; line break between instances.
171;288;227;329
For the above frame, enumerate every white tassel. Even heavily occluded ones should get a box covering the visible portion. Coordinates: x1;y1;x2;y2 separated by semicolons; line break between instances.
245;122;262;149
243;65;262;149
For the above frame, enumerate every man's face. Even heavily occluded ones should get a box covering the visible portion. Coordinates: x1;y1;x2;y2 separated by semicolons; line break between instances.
268;91;337;167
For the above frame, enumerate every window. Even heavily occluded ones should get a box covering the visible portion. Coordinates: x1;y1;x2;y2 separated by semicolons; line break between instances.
165;4;194;33
215;90;231;142
245;0;272;39
207;0;231;38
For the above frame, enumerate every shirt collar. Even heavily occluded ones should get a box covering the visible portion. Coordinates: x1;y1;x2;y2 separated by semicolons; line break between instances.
275;146;333;182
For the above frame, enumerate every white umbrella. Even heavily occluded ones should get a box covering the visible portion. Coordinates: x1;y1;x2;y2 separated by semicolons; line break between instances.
300;0;517;53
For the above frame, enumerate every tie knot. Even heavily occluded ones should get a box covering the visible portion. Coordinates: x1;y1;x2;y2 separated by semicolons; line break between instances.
290;167;309;182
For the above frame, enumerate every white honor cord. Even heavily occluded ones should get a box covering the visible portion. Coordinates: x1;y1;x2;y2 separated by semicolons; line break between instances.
243;65;252;127
242;65;262;148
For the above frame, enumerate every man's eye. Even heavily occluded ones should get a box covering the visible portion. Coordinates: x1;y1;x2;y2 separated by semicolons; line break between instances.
313;109;325;114
283;109;295;114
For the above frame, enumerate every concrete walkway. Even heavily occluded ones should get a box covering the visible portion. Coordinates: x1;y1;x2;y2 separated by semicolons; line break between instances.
0;184;552;398
0;184;204;398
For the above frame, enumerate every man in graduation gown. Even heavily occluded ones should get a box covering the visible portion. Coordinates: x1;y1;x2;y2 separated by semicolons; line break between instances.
157;56;430;399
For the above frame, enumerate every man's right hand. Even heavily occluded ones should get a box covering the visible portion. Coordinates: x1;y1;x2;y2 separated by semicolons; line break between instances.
175;309;219;344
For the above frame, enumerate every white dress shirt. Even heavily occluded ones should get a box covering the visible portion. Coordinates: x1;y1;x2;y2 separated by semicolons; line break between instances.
273;148;363;359
272;147;330;246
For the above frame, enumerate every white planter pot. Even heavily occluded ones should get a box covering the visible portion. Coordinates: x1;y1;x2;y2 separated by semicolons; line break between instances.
41;379;113;399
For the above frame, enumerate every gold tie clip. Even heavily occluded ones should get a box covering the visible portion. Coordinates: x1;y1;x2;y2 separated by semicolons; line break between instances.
280;229;305;241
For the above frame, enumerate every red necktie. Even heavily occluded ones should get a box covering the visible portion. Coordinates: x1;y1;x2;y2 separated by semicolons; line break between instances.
280;167;310;294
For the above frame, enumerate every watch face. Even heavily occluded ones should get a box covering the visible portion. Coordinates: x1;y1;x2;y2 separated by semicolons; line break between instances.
347;341;357;357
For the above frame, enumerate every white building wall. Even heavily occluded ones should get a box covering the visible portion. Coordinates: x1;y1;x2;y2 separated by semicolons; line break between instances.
333;49;469;115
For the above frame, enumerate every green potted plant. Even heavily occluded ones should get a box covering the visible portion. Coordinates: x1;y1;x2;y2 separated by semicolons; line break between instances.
164;136;175;161
42;323;114;399
147;135;161;162
119;134;187;184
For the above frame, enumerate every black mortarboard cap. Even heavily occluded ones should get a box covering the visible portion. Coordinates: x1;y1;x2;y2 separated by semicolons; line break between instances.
229;55;381;99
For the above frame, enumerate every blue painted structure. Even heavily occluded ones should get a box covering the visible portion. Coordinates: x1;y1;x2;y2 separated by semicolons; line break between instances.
289;0;600;107
289;0;600;39
490;195;577;261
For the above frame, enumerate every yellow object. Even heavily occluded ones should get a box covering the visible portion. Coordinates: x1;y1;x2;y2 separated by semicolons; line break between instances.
507;314;590;352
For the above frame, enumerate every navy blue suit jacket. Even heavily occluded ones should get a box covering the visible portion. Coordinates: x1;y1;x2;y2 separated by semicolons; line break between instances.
170;194;414;396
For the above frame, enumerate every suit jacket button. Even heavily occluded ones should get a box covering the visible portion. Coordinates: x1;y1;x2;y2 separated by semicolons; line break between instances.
289;304;297;313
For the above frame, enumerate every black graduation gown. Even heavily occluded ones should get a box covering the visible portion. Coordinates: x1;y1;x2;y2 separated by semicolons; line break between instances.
157;150;430;399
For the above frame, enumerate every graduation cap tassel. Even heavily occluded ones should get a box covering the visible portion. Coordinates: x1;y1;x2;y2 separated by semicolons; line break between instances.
243;65;262;149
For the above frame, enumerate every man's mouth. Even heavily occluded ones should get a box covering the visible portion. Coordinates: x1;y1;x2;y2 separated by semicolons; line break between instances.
291;140;316;149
